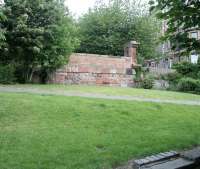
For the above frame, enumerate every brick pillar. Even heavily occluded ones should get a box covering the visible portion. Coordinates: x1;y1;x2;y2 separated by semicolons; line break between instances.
124;41;139;66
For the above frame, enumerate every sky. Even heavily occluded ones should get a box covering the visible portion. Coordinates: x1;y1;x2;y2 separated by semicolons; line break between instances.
65;0;148;17
65;0;97;17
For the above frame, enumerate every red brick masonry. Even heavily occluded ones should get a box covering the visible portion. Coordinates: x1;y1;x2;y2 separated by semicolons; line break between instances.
49;53;135;87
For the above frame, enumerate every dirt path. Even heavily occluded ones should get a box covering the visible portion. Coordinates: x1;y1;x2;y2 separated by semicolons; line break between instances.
0;86;200;106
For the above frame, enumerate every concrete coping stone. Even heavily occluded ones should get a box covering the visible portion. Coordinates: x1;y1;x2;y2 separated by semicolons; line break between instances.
133;151;179;167
141;158;194;169
181;147;200;162
133;147;200;169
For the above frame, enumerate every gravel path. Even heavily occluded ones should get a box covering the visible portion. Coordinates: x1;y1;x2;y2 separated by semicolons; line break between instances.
0;86;200;106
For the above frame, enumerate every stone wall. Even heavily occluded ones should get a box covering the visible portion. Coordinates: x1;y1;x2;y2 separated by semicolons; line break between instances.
49;53;135;87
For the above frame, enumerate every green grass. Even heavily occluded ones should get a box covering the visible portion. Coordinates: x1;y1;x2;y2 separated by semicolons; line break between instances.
6;84;200;101
0;92;200;169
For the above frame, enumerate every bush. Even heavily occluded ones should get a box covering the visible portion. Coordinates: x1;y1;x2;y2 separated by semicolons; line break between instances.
141;76;154;89
162;72;181;90
173;62;199;78
0;64;15;84
197;71;200;79
164;72;181;82
177;78;200;94
165;61;200;93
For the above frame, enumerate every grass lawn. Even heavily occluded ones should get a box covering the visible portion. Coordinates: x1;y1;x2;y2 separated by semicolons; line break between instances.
6;84;200;101
0;92;200;169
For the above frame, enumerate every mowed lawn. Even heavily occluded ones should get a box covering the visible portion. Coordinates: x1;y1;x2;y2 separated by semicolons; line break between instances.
0;92;200;169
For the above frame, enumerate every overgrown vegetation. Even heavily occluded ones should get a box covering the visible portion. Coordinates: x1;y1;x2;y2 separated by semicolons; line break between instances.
0;0;78;83
0;64;15;84
76;0;161;61
0;0;162;84
164;61;200;94
174;62;200;79
132;67;155;89
0;7;6;51
177;77;200;94
141;76;154;89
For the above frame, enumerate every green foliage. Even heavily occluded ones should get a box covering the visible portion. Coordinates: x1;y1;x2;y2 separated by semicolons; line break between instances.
177;78;200;94
164;62;200;93
0;64;15;84
163;72;181;90
0;6;7;51
151;0;200;55
1;0;78;83
76;0;161;61
173;62;200;78
141;76;154;89
165;72;181;83
134;66;143;80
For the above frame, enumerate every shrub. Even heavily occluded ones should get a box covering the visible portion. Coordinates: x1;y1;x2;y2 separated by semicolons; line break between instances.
177;78;200;94
197;71;200;79
165;72;181;82
162;72;182;90
141;76;154;89
173;62;199;78
0;64;15;84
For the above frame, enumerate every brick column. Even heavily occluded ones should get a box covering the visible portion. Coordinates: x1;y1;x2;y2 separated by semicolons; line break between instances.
129;41;139;65
128;41;139;66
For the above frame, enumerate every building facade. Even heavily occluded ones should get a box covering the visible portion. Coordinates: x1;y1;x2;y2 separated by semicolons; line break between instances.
145;21;200;71
162;20;200;65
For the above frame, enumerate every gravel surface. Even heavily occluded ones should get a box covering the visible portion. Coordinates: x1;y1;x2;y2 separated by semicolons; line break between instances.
1;86;200;106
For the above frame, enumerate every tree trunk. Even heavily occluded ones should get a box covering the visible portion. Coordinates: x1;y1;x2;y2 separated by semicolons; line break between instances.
29;68;34;83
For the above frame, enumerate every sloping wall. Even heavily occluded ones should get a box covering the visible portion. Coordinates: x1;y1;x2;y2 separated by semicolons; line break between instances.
49;53;134;87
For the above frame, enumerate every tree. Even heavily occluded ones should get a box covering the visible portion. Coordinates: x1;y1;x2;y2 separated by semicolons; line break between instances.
150;0;200;55
0;5;6;52
1;0;78;83
76;0;161;62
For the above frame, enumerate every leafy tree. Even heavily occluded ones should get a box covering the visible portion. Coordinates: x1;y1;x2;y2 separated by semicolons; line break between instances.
1;0;78;83
76;0;161;61
150;0;200;55
0;4;6;53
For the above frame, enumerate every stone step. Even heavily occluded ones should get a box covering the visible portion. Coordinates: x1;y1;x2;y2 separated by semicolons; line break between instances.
141;158;194;169
133;151;179;168
133;147;200;169
181;147;200;163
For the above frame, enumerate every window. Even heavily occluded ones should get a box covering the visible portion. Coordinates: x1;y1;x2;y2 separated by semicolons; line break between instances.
191;32;198;39
191;53;199;64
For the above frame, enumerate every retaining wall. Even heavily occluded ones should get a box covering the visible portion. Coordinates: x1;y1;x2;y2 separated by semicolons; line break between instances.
49;53;134;87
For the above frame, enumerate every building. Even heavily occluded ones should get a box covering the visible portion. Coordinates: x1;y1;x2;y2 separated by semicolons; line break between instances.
145;21;200;72
49;41;140;87
161;20;200;65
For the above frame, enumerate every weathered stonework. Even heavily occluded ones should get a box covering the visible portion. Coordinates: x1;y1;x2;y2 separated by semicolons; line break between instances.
49;41;139;87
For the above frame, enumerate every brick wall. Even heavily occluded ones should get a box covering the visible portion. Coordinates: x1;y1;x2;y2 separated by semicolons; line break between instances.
49;53;135;87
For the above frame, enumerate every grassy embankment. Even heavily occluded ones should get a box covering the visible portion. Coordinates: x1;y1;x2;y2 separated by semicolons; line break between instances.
0;91;200;169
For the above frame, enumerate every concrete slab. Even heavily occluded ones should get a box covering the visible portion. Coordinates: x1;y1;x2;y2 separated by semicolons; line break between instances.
182;147;200;162
118;147;200;169
142;158;194;169
133;151;179;168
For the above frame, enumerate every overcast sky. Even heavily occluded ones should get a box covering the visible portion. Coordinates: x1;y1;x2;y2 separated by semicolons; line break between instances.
65;0;97;17
65;0;148;17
